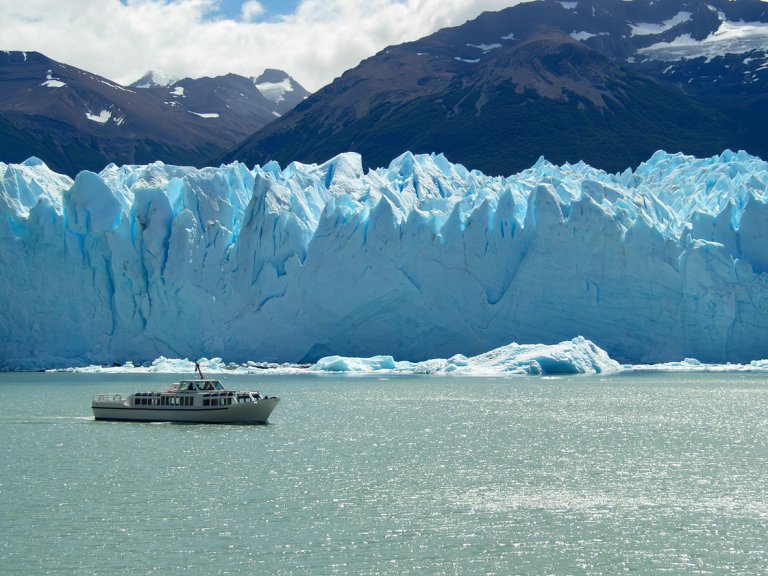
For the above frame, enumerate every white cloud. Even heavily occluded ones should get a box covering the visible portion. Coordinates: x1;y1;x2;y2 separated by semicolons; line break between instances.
240;0;264;21
0;0;526;92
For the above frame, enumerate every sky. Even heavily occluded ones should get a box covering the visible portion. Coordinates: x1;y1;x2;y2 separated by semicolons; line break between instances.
0;0;523;91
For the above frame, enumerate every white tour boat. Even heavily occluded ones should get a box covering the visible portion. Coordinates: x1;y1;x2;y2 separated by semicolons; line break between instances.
92;377;279;424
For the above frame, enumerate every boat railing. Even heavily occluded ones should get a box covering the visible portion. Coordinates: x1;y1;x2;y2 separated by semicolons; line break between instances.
93;393;125;402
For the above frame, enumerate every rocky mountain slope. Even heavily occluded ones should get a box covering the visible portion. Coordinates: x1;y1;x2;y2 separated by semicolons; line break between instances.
222;0;768;174
0;51;308;176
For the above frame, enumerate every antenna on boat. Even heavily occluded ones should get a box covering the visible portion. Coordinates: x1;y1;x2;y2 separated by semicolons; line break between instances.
195;360;205;380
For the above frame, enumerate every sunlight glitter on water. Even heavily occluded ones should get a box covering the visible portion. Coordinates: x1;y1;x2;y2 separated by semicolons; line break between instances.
1;371;768;575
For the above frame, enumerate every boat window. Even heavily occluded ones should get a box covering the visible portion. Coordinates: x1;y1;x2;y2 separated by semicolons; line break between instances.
214;381;224;390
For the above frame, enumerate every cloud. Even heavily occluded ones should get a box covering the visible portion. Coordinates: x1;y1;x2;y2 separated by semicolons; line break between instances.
240;0;264;21
0;0;525;91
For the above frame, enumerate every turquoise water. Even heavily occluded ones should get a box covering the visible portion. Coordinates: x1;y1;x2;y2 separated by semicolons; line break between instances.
1;371;767;575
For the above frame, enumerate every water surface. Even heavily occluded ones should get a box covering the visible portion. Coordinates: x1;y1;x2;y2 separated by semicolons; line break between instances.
1;371;767;574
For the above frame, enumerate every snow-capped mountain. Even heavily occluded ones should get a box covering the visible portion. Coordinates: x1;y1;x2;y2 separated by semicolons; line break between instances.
0;51;309;176
130;69;309;135
222;0;768;175
130;70;180;89
1;149;767;370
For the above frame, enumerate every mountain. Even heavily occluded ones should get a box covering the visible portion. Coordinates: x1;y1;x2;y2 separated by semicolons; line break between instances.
130;70;180;89
2;149;767;370
129;68;309;142
221;0;768;174
0;51;309;176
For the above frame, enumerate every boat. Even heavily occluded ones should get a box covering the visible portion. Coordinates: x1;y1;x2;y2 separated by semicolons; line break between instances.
92;376;279;424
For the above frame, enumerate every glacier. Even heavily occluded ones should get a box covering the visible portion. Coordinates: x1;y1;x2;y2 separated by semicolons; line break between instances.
1;150;768;371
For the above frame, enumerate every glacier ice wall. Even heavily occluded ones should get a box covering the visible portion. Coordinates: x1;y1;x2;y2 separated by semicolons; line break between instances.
1;150;767;370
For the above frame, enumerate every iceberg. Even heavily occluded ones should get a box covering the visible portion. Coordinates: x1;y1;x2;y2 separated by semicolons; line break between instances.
1;149;768;370
310;336;621;375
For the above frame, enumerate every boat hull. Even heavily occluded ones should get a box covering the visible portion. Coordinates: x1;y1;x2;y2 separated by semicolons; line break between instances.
92;398;279;424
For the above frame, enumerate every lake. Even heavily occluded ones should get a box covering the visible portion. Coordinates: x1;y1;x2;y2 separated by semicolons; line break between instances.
1;371;767;575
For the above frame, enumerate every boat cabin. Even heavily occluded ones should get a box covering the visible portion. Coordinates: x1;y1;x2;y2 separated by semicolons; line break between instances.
177;379;225;391
128;379;266;408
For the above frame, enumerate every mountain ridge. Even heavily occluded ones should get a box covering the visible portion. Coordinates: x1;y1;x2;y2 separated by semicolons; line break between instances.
220;0;768;174
0;51;309;176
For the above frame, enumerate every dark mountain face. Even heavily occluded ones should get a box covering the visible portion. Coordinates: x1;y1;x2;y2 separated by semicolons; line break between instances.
0;51;309;176
130;69;309;142
221;0;768;174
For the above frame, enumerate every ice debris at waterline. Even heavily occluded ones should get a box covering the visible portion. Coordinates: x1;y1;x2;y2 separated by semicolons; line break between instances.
2;150;768;370
55;337;768;376
56;337;620;375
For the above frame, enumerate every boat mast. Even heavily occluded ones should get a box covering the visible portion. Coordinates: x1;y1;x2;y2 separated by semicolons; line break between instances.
195;360;205;380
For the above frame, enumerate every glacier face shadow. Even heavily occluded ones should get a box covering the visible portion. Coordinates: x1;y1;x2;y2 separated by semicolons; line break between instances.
1;150;767;370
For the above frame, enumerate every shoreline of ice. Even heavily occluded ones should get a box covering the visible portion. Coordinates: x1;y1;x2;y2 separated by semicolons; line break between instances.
47;337;768;376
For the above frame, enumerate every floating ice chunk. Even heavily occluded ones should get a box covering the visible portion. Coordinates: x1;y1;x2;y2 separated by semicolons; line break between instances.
312;355;398;372
308;337;621;376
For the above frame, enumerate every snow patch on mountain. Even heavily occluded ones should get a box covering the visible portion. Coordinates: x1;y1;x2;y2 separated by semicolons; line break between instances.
189;112;220;119
131;70;180;88
85;110;112;123
467;43;502;52
41;70;65;88
630;11;692;37
254;77;293;104
639;19;768;61
571;31;596;41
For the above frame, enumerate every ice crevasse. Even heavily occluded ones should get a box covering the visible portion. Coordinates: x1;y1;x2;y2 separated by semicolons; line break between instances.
1;150;767;370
